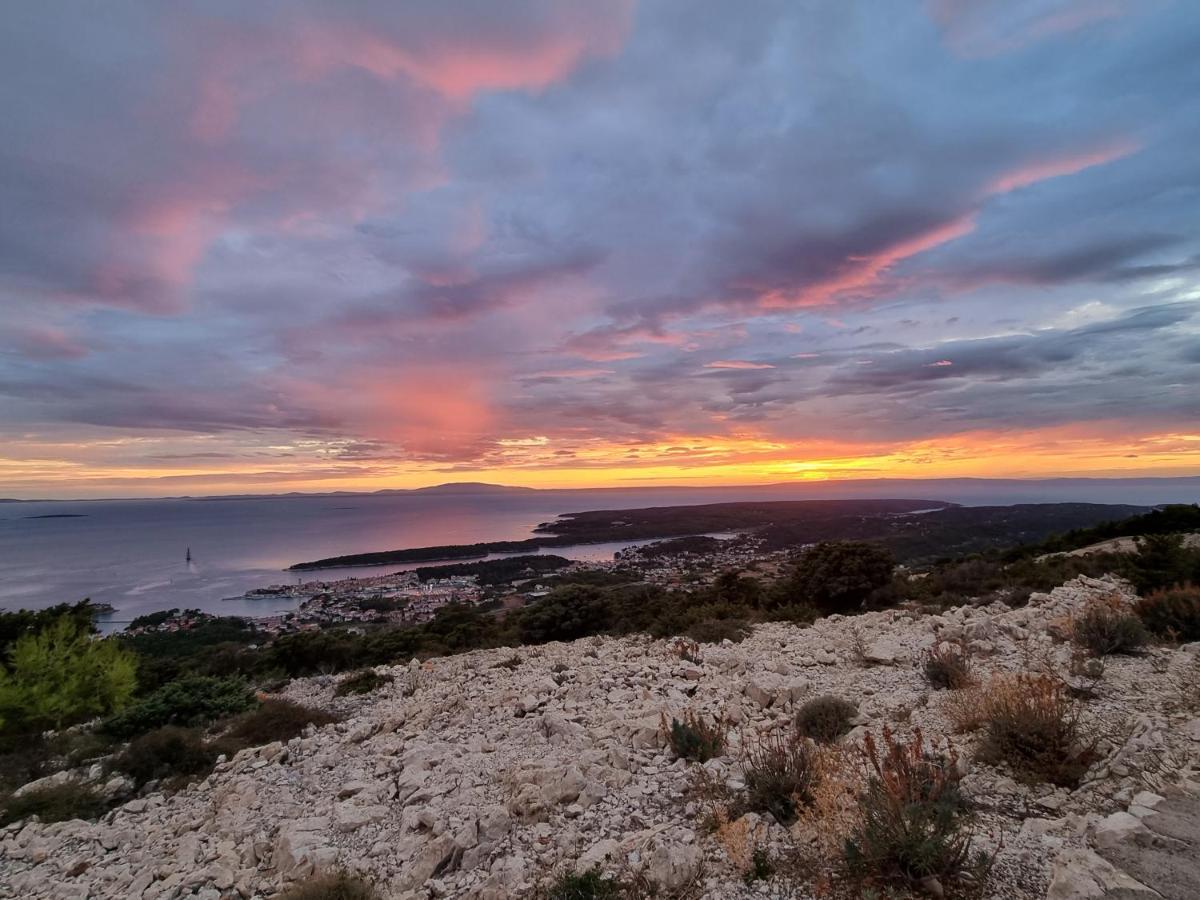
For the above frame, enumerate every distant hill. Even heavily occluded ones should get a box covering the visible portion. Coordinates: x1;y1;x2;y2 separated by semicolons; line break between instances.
290;499;1149;569
405;482;538;495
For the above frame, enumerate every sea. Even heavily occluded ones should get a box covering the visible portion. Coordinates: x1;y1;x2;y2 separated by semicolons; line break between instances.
2;478;1196;630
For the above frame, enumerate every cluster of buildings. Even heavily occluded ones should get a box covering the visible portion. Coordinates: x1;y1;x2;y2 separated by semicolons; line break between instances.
236;570;486;635
609;536;792;589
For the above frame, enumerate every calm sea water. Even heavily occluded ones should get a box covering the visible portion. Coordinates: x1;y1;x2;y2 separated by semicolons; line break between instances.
0;491;656;626
3;478;1195;628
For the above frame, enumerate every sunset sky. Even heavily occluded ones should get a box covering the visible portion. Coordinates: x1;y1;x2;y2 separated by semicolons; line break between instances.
2;1;1199;499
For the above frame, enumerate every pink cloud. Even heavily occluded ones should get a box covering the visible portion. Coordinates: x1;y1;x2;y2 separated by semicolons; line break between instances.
756;215;977;310
704;360;776;370
92;163;265;311
3;326;89;360
985;139;1140;195
928;0;1134;57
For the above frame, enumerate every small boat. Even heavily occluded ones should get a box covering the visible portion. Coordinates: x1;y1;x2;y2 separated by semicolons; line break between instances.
186;547;192;563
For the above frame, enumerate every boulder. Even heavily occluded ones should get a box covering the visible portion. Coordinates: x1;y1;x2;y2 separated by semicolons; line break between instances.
1046;847;1157;899
863;638;906;665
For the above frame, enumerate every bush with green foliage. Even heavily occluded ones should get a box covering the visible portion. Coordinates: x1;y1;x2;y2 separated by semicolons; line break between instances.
743;846;774;884
665;712;726;762
334;669;393;697
0;781;108;826
102;675;256;738
272;872;381;900
1135;583;1200;641
844;728;982;889
544;866;622;900
0;616;137;734
517;586;613;644
710;570;764;607
1070;599;1148;656
795;695;858;744
114;726;217;787
220;699;338;750
0;601;98;658
684;617;750;644
782;542;895;615
1126;534;1200;593
742;732;817;825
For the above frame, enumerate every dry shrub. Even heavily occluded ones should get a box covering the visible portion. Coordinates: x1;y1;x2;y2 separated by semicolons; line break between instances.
793;745;864;858
923;643;975;690
221;699;339;750
1070;595;1148;657
0;781;108;826
843;727;985;890
663;711;727;763
334;669;392;697
742;731;818;825
114;725;216;788
976;673;1097;787
940;685;988;734
711;808;765;876
667;637;703;664
1136;583;1200;641
273;872;380;900
795;695;858;744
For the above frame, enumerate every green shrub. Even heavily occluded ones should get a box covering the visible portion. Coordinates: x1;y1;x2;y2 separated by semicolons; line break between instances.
743;732;817;825
1127;534;1200;593
517;587;613;644
795;695;858;744
684;617;749;644
844;728;982;888
665;712;726;762
102;675;256;738
272;872;381;900
764;603;820;625
976;674;1096;787
0;617;137;734
0;782;108;826
221;699;338;750
783;542;895;615
1070;598;1148;656
743;846;774;884
923;644;974;690
0;601;98;659
334;669;393;697
114;726;216;787
545;866;622;900
1135;584;1200;641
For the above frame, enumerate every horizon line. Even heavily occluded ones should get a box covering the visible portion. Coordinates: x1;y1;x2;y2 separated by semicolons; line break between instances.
5;473;1200;504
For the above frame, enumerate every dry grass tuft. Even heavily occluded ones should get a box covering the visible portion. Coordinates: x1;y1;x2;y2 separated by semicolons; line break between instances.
975;673;1097;787
923;642;975;690
1069;594;1148;657
742;731;818;825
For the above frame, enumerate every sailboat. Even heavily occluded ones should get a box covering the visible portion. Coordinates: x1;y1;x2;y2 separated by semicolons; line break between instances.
186;547;192;563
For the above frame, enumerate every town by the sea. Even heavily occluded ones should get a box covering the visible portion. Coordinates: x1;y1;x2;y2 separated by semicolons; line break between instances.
0;488;670;629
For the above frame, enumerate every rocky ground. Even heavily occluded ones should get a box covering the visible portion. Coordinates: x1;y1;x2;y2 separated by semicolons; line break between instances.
3;574;1200;899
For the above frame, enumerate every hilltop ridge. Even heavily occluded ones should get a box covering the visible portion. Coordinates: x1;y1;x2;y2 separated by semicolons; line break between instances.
5;573;1200;898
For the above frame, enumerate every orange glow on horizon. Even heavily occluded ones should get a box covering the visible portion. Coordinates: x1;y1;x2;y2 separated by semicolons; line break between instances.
3;422;1199;499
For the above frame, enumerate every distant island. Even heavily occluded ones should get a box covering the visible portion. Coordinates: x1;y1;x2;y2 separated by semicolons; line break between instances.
288;498;1146;570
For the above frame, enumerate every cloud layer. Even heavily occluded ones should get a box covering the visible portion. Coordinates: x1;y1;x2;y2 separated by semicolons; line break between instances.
1;0;1198;496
